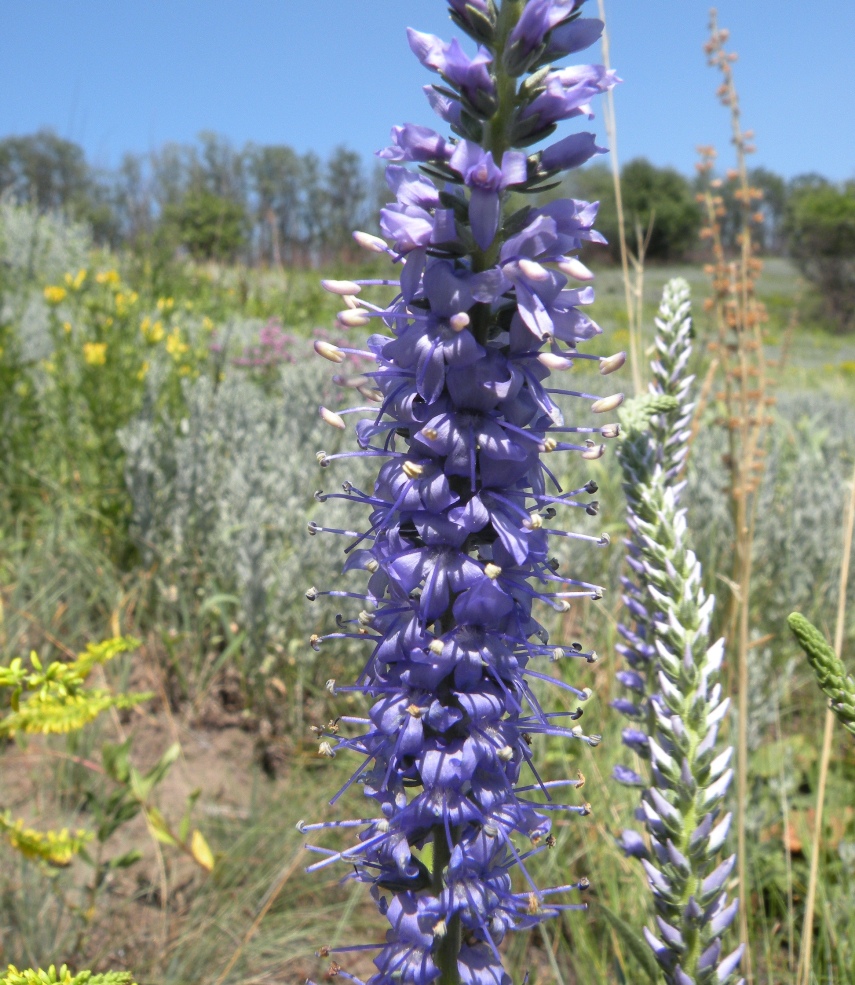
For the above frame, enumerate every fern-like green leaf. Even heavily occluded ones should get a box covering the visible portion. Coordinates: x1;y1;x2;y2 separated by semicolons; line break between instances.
788;612;855;736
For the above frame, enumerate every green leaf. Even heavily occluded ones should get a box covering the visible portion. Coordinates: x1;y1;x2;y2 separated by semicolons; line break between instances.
598;902;662;984
108;849;142;870
145;807;177;847
102;738;132;785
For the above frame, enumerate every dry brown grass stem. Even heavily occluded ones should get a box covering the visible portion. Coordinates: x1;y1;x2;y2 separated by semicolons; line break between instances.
700;13;779;982
596;0;644;397
796;464;855;985
213;845;307;985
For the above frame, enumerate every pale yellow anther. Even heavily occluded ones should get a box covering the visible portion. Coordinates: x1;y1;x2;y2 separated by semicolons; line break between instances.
542;437;558;452
353;230;389;253
338;308;371;328
497;744;514;761
318;741;336;758
484;562;502;580
321;279;362;295
422;427;439;440
599;351;627;375
319;406;346;430
449;312;470;332
558;256;594;281
538;352;573;371
525;513;543;530
314;340;345;363
406;703;423;717
402;461;424;479
582;443;605;460
429;639;445;654
518;257;550;281
591;392;624;414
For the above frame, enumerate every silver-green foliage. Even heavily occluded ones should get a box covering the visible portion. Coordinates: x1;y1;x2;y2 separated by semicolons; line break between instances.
0;200;91;362
119;349;373;679
687;392;855;635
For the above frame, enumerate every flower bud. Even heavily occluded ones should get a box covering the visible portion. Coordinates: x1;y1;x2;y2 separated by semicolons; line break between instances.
314;340;345;363
321;279;362;295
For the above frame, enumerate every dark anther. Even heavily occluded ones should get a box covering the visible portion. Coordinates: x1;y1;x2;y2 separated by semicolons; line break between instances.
585;479;598;494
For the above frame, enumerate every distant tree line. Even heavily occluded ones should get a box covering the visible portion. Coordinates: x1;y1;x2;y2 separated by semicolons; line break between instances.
0;129;385;265
2;130;853;327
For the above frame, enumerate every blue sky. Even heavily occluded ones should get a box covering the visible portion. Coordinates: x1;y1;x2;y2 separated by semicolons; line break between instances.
1;1;852;182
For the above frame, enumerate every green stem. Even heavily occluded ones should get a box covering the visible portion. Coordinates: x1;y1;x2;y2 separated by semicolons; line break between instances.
433;825;461;985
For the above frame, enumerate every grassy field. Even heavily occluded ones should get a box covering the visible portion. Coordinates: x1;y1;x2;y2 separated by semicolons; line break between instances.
0;201;853;984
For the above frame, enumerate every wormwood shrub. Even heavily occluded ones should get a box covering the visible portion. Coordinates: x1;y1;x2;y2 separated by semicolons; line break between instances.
687;391;855;639
119;348;374;712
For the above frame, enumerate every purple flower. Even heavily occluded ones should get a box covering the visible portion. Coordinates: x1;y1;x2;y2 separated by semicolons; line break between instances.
449;141;527;249
541;131;607;172
520;64;619;128
506;0;581;71
407;29;497;114
542;17;604;60
378;124;454;163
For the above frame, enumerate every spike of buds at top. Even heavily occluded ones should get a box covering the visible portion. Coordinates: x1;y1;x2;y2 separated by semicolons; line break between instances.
353;230;389;253
314;340;345;363
591;393;624;413
558;257;595;281
599;351;627;375
320;406;346;430
338;309;372;328
449;312;470;332
321;279;362;295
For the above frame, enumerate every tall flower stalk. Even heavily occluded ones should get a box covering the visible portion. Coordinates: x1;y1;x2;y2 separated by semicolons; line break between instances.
613;279;743;985
301;3;622;982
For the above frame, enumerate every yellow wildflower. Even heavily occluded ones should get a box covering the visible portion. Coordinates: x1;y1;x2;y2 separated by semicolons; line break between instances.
95;269;120;286
64;269;87;290
44;286;67;305
137;361;150;381
178;365;191;376
202;316;214;332
42;360;56;374
157;297;175;312
165;329;189;359
141;318;164;343
103;316;114;328
62;321;72;334
83;342;107;366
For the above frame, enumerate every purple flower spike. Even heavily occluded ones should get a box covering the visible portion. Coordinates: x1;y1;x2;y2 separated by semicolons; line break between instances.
306;4;616;982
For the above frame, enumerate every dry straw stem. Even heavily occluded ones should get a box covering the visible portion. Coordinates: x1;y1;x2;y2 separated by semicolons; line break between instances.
700;14;777;979
796;464;855;985
596;0;644;397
